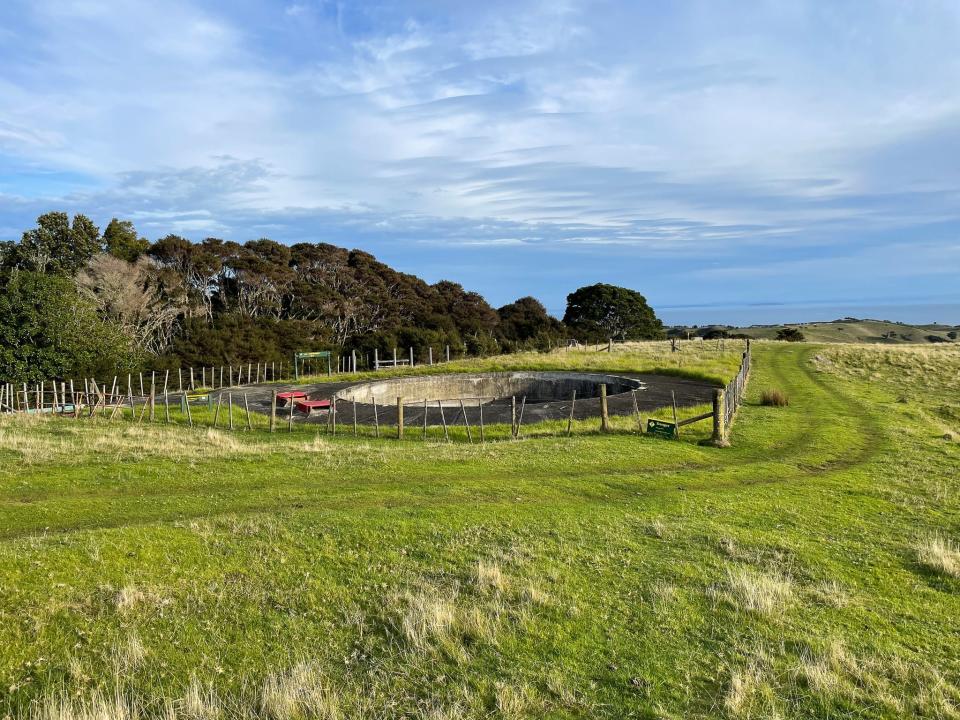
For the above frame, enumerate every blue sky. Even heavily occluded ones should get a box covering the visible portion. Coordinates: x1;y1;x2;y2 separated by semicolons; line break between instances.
1;0;959;323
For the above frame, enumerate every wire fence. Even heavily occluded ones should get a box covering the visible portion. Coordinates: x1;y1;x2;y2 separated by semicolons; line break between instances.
1;341;754;445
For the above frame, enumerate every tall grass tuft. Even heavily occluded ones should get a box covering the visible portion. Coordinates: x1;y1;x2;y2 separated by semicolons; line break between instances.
760;389;789;407
916;535;960;578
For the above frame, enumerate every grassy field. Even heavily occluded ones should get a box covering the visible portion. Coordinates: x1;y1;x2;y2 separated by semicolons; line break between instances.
727;319;958;344
1;342;959;718
293;340;746;388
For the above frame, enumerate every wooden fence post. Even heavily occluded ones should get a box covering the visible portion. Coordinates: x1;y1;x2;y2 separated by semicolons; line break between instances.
437;400;448;442
712;389;728;446
460;399;472;443
409;347;414;368
428;347;433;365
511;396;517;438
600;384;610;432
270;390;277;432
396;396;404;439
631;389;642;434
567;390;577;436
149;375;156;422
478;400;485;443
671;390;680;439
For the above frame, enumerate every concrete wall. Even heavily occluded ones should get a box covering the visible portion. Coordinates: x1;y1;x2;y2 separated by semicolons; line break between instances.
337;371;644;405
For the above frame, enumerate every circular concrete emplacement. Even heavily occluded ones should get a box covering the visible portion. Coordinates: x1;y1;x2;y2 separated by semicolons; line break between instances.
336;371;644;406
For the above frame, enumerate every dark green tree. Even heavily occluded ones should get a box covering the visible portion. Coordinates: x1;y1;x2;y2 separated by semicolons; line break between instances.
775;327;805;342
497;296;564;349
104;218;150;262
18;212;102;274
562;283;664;341
0;271;138;383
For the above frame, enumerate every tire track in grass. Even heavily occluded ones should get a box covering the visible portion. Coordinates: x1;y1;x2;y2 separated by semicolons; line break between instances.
0;345;888;540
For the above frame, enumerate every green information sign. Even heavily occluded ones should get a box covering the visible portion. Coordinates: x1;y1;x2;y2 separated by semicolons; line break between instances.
646;418;678;439
294;351;332;379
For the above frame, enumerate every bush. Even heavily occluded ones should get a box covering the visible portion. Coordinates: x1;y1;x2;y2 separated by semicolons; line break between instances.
760;389;789;407
775;327;805;342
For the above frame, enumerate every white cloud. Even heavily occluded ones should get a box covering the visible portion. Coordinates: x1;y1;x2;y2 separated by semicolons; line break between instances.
1;0;960;312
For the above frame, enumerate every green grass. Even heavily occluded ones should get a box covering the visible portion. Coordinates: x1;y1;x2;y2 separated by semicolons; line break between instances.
733;319;957;344
293;339;748;388
1;343;959;718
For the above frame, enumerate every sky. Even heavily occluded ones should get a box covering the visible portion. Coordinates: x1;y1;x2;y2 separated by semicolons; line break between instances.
1;0;959;324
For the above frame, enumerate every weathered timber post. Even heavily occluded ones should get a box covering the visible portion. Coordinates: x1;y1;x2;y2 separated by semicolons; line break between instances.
437;400;449;442
288;392;294;432
393;347;397;367
478;400;485;443
567;390;577;436
631;389;642;433
228;393;234;430
244;393;252;430
422;399;428;440
270;390;277;432
671;390;680;439
600;384;610;432
511;396;517;438
460;399;472;443
374;348;379;371
372;396;380;438
428;347;433;365
446;345;450;363
409;347;414;368
183;393;193;427
711;389;728;446
396;396;404;439
516;397;526;438
351;350;357;373
149;375;156;422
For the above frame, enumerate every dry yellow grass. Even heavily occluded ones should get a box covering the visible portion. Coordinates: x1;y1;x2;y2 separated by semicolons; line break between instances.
719;566;793;615
916;535;960;578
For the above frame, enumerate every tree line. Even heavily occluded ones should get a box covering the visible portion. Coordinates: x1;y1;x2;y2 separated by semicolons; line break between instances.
0;212;664;383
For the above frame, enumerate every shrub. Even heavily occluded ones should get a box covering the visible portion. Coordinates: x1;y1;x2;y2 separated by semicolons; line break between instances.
760;389;789;407
775;327;805;342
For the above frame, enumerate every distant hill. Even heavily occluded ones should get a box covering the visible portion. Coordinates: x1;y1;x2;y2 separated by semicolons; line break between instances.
673;318;959;344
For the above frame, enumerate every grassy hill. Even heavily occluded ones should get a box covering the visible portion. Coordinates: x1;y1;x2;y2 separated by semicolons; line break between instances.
723;319;957;344
1;343;959;718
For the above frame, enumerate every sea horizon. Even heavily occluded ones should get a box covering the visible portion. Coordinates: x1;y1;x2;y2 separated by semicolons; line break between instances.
656;301;960;328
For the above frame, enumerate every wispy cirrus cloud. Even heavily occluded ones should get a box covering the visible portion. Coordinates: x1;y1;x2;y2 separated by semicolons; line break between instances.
1;0;959;316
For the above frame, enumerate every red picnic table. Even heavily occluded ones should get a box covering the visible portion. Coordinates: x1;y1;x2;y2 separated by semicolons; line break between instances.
295;399;331;416
276;391;308;406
